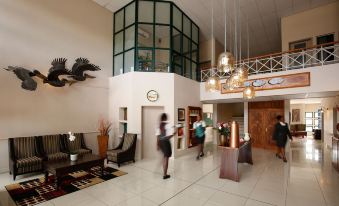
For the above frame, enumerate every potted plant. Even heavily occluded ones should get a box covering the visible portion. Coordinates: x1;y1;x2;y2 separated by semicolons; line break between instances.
68;132;78;161
217;122;231;146
98;118;112;158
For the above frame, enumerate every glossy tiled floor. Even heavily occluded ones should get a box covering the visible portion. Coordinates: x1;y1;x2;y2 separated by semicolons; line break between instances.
0;138;338;206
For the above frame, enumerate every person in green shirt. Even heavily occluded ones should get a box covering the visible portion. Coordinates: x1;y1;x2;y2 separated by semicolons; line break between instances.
193;115;206;160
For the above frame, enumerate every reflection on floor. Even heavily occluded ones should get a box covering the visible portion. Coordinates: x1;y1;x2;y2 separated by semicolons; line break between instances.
0;138;338;206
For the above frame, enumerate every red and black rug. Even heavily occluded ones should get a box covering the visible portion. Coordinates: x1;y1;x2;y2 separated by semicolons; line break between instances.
5;166;127;206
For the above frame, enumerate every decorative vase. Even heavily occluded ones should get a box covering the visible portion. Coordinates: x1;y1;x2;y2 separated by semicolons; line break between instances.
244;133;250;141
220;135;226;146
70;154;78;161
97;135;109;158
230;121;240;148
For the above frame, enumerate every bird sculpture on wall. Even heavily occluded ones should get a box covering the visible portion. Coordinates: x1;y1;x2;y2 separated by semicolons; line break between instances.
70;58;101;81
4;57;100;91
33;58;75;87
4;66;38;91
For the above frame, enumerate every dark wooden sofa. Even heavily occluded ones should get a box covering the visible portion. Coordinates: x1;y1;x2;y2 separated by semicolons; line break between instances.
290;124;307;138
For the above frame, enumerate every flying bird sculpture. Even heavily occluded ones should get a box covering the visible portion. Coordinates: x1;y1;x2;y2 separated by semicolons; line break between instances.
70;58;101;81
3;66;38;91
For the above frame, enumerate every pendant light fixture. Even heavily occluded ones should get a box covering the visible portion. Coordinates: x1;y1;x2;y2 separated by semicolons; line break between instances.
243;84;255;99
205;0;220;92
217;0;234;73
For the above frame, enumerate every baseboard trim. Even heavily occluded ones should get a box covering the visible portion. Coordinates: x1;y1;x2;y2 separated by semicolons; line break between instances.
0;168;9;174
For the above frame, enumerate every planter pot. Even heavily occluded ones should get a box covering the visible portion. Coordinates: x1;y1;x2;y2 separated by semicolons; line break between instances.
70;154;78;161
97;135;109;158
220;135;227;146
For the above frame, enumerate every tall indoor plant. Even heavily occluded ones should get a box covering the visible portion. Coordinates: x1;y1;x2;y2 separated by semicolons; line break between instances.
97;118;112;158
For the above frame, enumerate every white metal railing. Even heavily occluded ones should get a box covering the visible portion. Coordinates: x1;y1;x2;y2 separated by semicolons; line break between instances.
201;42;339;82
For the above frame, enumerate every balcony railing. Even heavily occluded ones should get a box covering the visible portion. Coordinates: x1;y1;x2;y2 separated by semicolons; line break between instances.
201;41;339;82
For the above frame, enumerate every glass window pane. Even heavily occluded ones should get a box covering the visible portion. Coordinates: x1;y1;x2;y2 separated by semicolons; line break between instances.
314;119;319;126
114;54;123;75
155;26;170;48
306;119;313;125
115;10;124;32
125;2;135;27
184;58;191;78
139;1;153;23
138;50;153;71
314;112;319;118
172;52;182;66
155;50;170;72
183;15;191;37
114;31;123;54
124;49;134;73
305;112;313;118
192;24;199;43
174;64;182;75
183;36;190;58
192;62;197;80
156;2;170;24
125;26;135;50
173;6;182;31
138;24;153;47
173;29;181;53
306;126;313;132
192;43;198;62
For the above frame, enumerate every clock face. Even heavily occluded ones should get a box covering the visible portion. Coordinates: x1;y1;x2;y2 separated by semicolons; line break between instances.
147;90;159;102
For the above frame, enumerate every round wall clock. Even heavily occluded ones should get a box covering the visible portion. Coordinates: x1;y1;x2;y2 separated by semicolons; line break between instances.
147;90;159;102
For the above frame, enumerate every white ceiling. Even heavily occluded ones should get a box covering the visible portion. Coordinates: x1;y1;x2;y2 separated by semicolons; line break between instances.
93;0;338;57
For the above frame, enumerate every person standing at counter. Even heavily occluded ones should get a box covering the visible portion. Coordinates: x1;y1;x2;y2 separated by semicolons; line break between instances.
272;115;292;162
193;115;206;160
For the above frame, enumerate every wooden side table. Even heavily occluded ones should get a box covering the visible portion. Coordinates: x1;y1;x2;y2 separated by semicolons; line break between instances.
219;140;253;182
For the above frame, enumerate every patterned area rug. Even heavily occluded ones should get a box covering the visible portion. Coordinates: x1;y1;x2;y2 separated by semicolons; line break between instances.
5;166;127;206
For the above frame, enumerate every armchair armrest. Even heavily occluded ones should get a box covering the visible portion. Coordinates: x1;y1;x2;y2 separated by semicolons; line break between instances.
112;137;124;150
8;138;16;162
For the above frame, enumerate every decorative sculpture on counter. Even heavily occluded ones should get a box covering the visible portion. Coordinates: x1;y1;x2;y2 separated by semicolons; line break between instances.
33;58;75;87
3;57;100;91
230;121;240;148
70;58;101;81
4;66;38;91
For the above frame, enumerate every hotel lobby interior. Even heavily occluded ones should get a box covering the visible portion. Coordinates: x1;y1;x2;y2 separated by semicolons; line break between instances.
0;0;339;206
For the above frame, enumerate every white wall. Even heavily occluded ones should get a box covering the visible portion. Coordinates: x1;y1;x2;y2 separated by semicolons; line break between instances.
281;1;339;51
0;0;112;172
290;103;321;124
321;96;339;148
109;72;201;159
200;64;339;102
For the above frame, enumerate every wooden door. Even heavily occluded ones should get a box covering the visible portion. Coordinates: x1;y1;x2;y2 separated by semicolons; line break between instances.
249;101;285;150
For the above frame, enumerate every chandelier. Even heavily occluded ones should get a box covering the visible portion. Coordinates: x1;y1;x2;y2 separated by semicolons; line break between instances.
206;75;220;92
243;85;255;99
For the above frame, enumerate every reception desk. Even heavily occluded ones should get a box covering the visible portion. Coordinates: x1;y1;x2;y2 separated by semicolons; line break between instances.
219;140;253;182
333;136;339;172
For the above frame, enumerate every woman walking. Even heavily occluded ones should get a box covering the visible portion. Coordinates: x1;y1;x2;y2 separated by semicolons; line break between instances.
273;115;292;162
156;113;177;179
193;115;206;160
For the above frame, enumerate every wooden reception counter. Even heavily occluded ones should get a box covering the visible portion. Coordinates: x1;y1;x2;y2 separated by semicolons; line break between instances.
219;140;253;182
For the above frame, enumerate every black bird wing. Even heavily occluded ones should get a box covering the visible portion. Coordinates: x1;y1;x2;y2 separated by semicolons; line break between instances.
48;58;72;80
4;66;36;81
72;58;100;76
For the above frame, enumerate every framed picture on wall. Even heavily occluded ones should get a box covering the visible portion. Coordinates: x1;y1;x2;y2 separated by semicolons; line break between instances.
292;109;300;122
178;108;185;121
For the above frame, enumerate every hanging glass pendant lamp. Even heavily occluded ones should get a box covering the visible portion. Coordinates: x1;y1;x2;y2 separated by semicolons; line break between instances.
206;76;220;92
243;85;255;99
217;0;234;73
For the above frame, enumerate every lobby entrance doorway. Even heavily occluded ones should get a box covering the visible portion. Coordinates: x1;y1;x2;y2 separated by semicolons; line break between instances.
142;106;165;159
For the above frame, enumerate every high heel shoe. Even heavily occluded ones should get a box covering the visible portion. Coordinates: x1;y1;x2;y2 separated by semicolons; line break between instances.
275;153;282;159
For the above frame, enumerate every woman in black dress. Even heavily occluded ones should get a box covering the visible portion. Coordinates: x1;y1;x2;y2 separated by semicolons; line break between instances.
156;113;177;179
273;115;292;162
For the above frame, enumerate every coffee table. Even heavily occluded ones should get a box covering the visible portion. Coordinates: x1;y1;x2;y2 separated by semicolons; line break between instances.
44;154;105;189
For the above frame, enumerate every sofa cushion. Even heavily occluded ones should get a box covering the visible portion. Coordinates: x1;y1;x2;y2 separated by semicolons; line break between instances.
42;135;61;155
107;149;122;162
16;156;42;168
14;137;37;159
122;134;135;151
47;152;68;161
68;133;83;151
75;148;91;155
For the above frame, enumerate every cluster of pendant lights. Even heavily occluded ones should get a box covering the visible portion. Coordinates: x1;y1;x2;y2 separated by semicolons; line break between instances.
205;0;255;100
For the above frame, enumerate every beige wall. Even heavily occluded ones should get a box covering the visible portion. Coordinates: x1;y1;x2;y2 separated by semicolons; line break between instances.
281;2;339;51
199;38;224;64
290;103;321;125
217;103;244;123
0;0;112;171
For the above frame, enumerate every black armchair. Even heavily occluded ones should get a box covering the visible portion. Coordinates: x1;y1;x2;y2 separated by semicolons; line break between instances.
106;133;137;167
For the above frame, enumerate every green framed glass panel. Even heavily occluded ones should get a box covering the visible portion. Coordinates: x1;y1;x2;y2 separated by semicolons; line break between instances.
183;36;190;58
173;6;182;31
184;58;191;78
115;10;124;32
192;24;199;43
172;28;181;53
172;52;182;66
192;61;197;80
192;42;198;62
174;64;182;75
114;54;123;75
156;2;170;24
124;49;135;73
138;24;154;47
183;15;191;37
139;1;154;23
114;31;123;54
138;49;153;71
125;2;135;27
155;25;170;48
125;26;135;50
155;50;170;72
